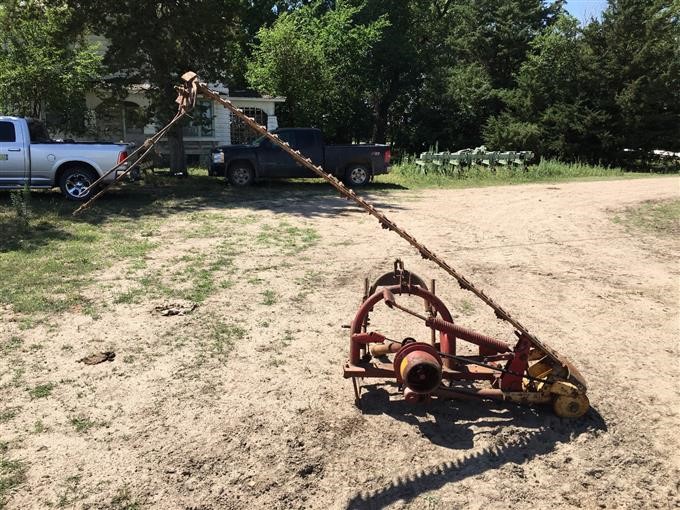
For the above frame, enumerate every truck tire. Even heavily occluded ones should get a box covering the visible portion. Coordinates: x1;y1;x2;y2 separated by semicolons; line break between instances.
227;163;254;187
59;166;98;201
344;165;370;187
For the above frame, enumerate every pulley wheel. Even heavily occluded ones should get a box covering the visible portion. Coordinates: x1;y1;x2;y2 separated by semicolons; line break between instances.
552;393;590;418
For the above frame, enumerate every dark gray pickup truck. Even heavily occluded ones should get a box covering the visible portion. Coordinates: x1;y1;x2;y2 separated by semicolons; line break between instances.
209;128;390;186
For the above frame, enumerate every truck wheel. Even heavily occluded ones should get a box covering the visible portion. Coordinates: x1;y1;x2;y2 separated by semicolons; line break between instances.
59;166;98;201
345;165;370;187
227;163;254;187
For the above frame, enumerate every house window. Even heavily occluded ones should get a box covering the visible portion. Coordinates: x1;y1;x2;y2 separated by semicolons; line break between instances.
230;107;268;145
94;100;145;142
184;100;214;137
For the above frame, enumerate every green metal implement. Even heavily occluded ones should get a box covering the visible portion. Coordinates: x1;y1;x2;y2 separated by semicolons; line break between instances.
416;146;534;174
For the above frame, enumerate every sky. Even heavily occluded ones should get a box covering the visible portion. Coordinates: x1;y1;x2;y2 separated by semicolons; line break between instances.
564;0;609;23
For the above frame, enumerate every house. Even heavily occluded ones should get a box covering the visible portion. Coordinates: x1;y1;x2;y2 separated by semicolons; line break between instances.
83;84;285;166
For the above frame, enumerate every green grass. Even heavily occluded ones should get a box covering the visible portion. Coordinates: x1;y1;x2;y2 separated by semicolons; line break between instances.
208;321;247;359
256;221;319;254
614;198;680;237
0;207;155;315
261;290;277;305
114;246;236;305
110;487;142;510
1;337;22;355
0;409;18;424
28;383;54;399
70;416;96;433
376;158;667;189
0;442;26;508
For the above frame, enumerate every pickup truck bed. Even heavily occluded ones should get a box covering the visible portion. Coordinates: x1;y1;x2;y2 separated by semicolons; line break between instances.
210;128;390;186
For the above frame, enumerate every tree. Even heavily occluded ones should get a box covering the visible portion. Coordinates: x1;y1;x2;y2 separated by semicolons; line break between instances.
483;14;608;159
390;0;563;153
0;1;101;134
64;0;244;173
247;1;387;142
484;1;680;163
584;0;680;159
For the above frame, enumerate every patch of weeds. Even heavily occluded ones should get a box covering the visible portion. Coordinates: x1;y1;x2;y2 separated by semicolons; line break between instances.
290;291;309;305
281;330;294;347
0;409;18;424
114;286;146;305
70;416;96;433
261;290;277;306
83;301;103;320
183;212;225;238
56;474;82;508
294;270;323;287
182;266;215;303
0;205;157;315
420;494;442;509
28;343;43;352
267;357;285;367
230;213;259;225
144;251;235;304
9;187;31;227
0;441;26;507
1;336;22;355
219;279;235;289
61;344;74;352
248;276;265;285
28;383;54;399
256;222;320;254
208;321;247;358
257;330;293;354
8;367;25;389
122;355;135;364
33;420;45;434
614;198;680;237
18;317;39;330
110;486;142;510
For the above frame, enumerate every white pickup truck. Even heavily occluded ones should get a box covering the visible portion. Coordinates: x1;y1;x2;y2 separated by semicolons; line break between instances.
0;116;129;201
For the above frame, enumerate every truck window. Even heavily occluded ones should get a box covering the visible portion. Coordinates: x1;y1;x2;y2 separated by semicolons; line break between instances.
277;130;296;147
27;120;51;143
0;121;16;142
294;130;316;150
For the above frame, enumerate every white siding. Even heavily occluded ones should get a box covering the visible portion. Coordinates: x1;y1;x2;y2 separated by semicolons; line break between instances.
213;102;230;145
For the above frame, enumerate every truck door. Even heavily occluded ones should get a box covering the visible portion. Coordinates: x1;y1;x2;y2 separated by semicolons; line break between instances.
0;120;26;186
257;129;297;178
289;130;323;177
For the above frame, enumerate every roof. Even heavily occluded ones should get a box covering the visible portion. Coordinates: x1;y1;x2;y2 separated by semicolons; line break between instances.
228;88;286;102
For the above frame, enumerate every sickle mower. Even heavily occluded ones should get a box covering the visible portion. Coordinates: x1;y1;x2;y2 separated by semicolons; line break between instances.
343;260;589;418
75;73;591;419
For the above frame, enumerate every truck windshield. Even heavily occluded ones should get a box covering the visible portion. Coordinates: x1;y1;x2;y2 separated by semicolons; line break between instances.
27;119;51;143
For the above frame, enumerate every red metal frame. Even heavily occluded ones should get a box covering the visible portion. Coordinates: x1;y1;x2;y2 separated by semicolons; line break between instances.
343;281;535;405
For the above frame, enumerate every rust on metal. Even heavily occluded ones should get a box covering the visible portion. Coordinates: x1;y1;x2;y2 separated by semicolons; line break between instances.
343;260;589;418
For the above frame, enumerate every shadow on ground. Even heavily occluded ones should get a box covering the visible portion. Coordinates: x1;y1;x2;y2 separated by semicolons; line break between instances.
0;174;411;252
346;385;607;509
2;174;409;221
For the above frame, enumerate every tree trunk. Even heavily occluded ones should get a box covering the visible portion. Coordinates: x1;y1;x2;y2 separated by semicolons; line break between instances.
167;123;187;176
372;102;389;144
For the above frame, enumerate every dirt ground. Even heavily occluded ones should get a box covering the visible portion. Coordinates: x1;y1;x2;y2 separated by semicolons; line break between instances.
2;177;679;509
